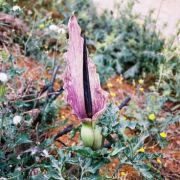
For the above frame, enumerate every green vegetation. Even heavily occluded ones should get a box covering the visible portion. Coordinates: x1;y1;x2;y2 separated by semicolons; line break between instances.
0;0;179;179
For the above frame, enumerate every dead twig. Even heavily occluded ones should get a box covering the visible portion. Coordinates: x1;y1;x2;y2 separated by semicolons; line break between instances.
54;124;74;140
118;96;131;110
54;124;74;147
55;139;67;147
47;65;60;99
50;87;64;101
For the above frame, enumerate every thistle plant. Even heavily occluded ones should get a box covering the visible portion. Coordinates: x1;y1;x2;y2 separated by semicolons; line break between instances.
63;15;108;149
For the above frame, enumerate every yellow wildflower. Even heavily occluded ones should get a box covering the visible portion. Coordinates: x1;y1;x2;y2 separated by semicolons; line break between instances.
107;83;113;88
44;45;48;49
139;87;144;92
160;132;167;138
39;24;45;29
156;158;162;164
137;147;145;153
116;77;123;83
138;79;144;85
148;113;156;121
61;115;65;120
110;92;116;97
121;171;126;176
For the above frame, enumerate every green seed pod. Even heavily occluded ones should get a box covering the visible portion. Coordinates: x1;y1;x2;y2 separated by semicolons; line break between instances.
81;122;94;147
93;126;103;150
0;85;6;98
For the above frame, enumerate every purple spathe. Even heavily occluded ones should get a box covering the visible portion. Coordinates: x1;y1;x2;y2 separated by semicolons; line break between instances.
63;15;108;122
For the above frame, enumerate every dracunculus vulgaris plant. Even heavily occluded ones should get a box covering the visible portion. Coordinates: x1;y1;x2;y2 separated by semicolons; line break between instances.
63;15;108;150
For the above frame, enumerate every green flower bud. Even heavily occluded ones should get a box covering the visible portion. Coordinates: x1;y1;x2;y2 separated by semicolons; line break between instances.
81;122;94;147
93;126;103;150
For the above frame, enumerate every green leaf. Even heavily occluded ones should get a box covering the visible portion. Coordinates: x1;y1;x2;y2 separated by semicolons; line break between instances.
133;164;153;179
15;134;32;145
110;147;126;156
124;62;140;78
67;146;106;159
0;150;5;159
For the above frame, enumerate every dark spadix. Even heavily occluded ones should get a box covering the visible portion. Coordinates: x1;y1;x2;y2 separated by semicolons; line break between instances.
83;36;93;118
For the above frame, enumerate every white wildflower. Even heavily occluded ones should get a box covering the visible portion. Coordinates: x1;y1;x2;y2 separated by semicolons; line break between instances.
16;167;21;171
42;149;49;157
0;72;8;83
12;5;21;11
0;177;8;180
49;24;59;31
17;155;21;160
13;115;22;125
30;147;39;155
57;28;66;34
49;24;66;34
35;156;40;162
